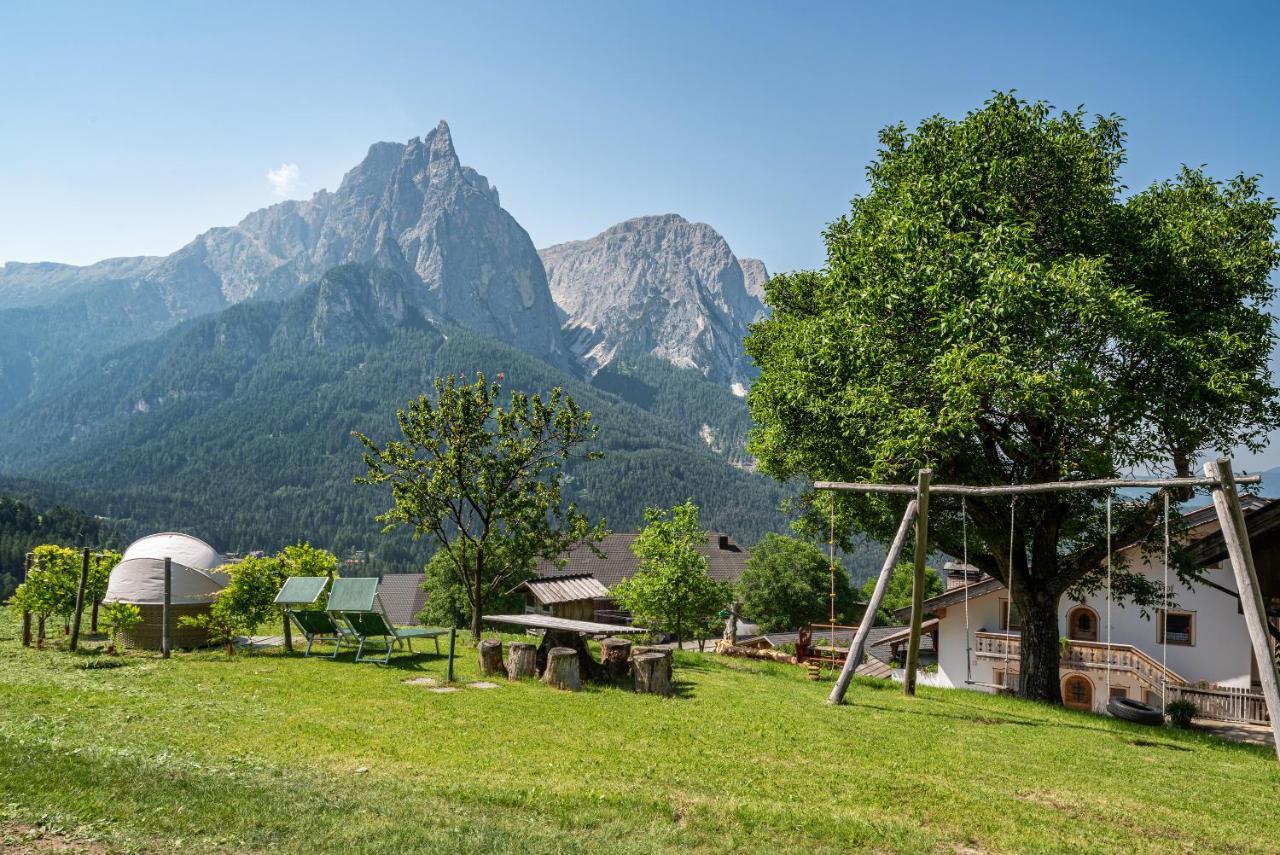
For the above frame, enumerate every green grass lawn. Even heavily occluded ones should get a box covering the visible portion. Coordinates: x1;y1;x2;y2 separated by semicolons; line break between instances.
0;610;1276;854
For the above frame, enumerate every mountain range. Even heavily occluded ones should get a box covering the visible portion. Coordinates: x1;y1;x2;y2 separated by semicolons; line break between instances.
0;122;787;557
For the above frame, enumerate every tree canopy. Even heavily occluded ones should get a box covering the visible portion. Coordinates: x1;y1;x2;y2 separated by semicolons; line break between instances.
356;373;606;638
862;563;945;627
737;533;856;632
612;501;730;643
746;92;1280;702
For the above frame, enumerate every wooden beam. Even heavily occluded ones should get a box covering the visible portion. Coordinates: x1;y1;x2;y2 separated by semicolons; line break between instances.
827;499;918;705
815;474;1260;497
68;547;90;652
1205;458;1280;765
904;469;931;696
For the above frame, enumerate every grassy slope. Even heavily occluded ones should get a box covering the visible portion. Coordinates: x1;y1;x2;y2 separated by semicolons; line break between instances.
0;611;1276;854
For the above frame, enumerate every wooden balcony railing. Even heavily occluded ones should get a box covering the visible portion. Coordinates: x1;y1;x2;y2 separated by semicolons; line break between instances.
974;631;1187;692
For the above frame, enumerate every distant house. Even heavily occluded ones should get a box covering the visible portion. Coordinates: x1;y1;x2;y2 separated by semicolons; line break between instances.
530;531;751;624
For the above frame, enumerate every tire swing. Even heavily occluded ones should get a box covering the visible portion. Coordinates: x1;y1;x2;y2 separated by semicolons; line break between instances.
1104;491;1170;726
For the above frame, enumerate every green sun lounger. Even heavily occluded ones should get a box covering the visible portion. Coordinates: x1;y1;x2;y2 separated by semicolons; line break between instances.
328;577;447;665
274;576;352;658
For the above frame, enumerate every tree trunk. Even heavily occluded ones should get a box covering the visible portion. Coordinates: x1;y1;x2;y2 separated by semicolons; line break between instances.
478;638;506;676
633;651;673;696
470;552;485;641
283;612;293;653
507;642;537;679
600;637;632;679
542;647;581;691
1018;589;1063;703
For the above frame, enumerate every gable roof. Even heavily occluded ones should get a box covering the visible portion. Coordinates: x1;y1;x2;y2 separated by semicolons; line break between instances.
534;532;750;589
514;573;610;605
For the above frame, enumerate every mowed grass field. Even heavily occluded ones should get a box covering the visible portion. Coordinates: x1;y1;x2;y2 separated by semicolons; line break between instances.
0;609;1276;854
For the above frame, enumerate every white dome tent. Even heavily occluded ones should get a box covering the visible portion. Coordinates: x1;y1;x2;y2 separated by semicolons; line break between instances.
103;532;227;648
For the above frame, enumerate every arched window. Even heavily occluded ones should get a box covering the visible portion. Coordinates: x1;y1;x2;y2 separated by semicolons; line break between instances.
1062;674;1093;711
1067;606;1099;642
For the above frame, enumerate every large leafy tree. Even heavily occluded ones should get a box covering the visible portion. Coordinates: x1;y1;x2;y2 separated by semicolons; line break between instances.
737;533;856;632
356;374;606;639
746;93;1279;703
612;501;730;644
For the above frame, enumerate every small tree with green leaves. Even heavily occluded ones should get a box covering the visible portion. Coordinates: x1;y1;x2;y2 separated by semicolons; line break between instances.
10;545;81;644
86;549;122;633
356;373;607;639
738;534;857;633
181;555;283;657
612;501;730;645
100;601;142;654
861;562;945;626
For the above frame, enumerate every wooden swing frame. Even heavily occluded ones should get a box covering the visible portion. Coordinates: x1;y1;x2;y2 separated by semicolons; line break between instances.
818;457;1280;767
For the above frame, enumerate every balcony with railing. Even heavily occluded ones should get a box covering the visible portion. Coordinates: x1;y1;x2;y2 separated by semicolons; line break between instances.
974;631;1187;693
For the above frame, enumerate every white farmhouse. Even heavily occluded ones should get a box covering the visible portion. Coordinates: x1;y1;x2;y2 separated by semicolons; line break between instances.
905;496;1280;719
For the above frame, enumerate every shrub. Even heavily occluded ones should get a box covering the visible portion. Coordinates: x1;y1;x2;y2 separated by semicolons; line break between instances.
1166;699;1197;729
100;601;142;654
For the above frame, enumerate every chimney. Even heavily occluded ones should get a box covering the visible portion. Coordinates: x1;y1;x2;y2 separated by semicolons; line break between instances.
717;534;730;550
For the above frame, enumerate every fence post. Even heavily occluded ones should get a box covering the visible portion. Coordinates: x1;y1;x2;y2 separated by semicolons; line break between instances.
20;552;33;647
161;556;172;659
69;547;90;652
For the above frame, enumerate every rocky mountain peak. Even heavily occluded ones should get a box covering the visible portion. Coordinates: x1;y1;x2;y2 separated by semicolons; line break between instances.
540;215;765;387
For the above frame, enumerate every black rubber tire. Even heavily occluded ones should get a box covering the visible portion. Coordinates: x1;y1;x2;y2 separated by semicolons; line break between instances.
1107;696;1164;726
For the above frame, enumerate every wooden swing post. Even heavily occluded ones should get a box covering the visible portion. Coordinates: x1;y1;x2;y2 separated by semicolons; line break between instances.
828;499;918;705
903;469;931;696
1204;458;1280;764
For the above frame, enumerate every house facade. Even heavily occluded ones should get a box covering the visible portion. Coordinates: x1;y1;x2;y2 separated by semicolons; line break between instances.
910;497;1280;715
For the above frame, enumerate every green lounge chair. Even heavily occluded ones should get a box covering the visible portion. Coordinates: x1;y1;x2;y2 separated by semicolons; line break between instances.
274;576;352;658
328;577;447;665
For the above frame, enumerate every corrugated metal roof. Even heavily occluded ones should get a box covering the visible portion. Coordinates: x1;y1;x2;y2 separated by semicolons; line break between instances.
534;532;750;588
516;573;610;605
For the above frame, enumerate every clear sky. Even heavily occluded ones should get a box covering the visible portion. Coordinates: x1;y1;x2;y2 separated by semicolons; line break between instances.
3;1;1279;462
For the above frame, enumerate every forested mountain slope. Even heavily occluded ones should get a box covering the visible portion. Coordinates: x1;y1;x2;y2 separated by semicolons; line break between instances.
0;265;791;560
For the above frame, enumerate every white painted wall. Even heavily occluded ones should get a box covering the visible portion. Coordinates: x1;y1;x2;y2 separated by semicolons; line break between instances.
935;544;1256;698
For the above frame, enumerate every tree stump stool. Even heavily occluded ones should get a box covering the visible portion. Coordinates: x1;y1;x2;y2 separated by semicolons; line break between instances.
601;637;632;679
633;651;673;697
478;639;506;677
632;645;673;664
507;642;537;680
536;629;604;681
542;646;581;691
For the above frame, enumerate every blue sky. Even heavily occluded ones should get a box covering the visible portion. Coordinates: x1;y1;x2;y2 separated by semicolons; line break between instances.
3;1;1280;464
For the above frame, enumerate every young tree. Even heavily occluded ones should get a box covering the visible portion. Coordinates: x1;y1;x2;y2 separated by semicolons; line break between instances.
181;555;285;657
612;501;730;644
100;601;142;654
86;549;122;633
356;373;606;639
746;92;1279;703
11;545;82;642
861;562;944;627
737;533;856;633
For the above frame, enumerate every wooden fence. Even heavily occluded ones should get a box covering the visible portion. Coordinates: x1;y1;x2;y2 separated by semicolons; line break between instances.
1168;684;1270;725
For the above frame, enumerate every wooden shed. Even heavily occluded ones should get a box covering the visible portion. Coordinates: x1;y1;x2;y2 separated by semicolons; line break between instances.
514;574;611;622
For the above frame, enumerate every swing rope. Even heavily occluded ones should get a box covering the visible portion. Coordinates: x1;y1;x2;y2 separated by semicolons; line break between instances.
828;496;836;664
962;496;972;684
1162;491;1170;710
1105;493;1113;696
1005;496;1017;689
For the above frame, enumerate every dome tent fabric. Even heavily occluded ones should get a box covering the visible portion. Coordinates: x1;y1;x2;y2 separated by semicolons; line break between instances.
104;532;227;606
